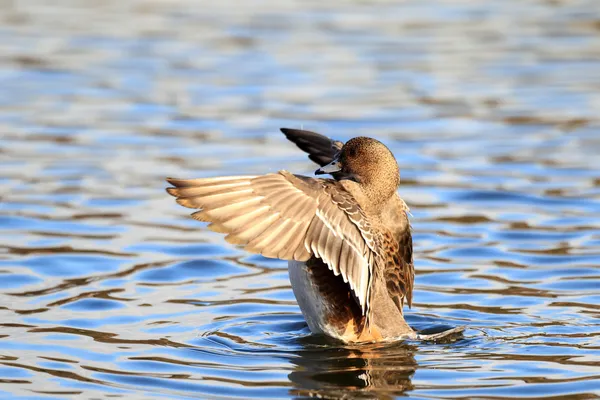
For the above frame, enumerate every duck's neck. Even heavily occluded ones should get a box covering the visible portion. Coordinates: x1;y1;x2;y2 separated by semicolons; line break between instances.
348;166;400;213
340;179;399;215
362;183;395;211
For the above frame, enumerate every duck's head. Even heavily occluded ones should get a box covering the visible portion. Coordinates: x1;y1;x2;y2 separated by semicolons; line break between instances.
316;137;400;200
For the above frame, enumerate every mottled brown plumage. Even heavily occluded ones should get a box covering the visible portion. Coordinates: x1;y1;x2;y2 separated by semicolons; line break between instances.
166;128;415;343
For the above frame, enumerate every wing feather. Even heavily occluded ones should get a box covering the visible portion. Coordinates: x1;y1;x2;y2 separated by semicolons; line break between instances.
167;171;380;315
227;213;281;244
193;201;267;222
280;128;343;167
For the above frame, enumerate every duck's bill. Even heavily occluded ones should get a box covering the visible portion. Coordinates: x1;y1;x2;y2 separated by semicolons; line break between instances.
315;159;341;175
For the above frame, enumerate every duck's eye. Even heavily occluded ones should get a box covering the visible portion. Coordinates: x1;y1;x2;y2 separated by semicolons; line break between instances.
348;148;357;158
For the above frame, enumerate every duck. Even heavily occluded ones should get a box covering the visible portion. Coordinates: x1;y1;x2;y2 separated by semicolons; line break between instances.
166;128;416;343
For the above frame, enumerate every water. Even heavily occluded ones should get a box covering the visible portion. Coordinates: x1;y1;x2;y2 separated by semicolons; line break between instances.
1;0;600;398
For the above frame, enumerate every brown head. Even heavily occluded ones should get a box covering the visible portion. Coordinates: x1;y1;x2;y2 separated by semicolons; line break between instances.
315;137;400;205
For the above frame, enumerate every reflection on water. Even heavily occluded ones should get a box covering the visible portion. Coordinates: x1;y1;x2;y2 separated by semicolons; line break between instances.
1;0;600;398
289;340;419;398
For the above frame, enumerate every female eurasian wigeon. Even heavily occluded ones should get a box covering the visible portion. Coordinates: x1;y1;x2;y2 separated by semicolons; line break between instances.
167;128;417;343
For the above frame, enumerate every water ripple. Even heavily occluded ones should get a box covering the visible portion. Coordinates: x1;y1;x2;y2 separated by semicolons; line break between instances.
0;0;599;398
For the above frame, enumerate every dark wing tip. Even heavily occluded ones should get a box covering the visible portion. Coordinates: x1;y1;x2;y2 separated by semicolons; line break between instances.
280;127;322;138
280;127;296;138
279;127;343;168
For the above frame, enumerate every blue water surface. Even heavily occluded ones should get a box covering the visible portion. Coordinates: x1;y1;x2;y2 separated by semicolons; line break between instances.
0;1;599;399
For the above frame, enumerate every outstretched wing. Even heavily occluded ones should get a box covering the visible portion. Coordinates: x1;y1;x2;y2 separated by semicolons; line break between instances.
280;128;343;167
166;171;376;314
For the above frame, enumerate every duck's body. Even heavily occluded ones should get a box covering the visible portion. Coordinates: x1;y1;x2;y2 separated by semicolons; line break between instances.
167;128;416;343
288;179;415;342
